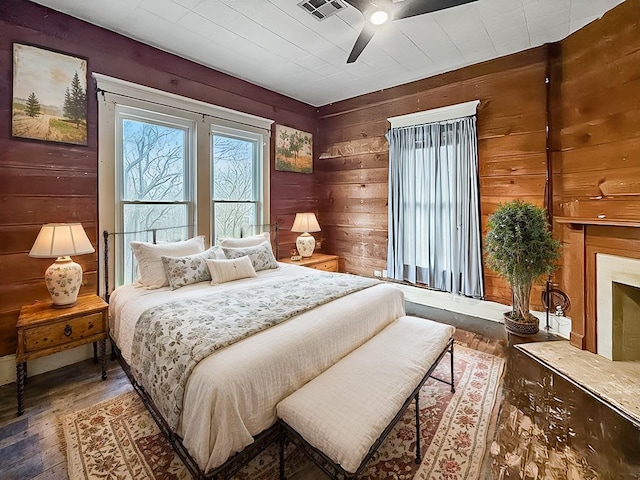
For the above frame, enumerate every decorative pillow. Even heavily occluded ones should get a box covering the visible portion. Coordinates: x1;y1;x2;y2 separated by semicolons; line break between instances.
130;236;205;289
219;232;270;248
222;241;278;272
206;256;257;284
161;246;224;290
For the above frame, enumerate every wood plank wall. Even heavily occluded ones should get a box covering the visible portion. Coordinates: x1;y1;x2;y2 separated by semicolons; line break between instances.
549;0;640;350
551;0;640;221
0;0;318;357
316;48;549;307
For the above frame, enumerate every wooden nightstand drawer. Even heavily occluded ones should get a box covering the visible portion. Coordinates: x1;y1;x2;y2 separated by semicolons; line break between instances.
310;259;338;272
23;312;105;352
279;253;341;272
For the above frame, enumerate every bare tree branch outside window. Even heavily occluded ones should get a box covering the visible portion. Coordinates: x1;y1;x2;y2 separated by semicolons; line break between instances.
119;120;262;284
121;119;189;283
212;135;257;241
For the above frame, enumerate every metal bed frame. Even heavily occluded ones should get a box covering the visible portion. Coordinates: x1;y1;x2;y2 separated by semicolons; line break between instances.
110;341;279;480
278;338;455;480
102;223;451;480
102;224;280;480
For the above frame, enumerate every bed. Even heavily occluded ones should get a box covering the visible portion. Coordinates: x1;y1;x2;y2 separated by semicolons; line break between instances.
106;234;406;478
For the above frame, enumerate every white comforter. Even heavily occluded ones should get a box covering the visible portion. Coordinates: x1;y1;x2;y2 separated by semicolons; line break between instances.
109;263;405;472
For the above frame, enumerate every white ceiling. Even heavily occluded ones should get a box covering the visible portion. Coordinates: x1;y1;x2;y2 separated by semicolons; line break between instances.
31;0;625;107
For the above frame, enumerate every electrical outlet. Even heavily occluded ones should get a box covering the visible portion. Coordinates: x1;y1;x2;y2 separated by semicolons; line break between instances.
382;269;387;278
374;270;382;277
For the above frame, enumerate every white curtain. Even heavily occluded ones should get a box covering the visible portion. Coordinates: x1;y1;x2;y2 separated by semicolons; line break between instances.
387;115;484;298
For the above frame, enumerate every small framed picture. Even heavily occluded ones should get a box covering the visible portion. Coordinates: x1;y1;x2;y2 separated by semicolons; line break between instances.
12;43;88;145
275;124;313;174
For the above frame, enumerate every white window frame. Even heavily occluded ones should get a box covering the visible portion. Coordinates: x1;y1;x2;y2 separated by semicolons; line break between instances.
96;73;272;293
211;124;266;242
114;105;196;285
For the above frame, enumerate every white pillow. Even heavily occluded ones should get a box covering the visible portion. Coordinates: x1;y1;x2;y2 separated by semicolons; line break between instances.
161;246;224;290
130;236;205;289
222;241;278;272
219;232;270;248
206;256;257;284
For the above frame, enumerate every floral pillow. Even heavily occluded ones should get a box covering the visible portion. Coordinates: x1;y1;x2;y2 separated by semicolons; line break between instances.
161;246;224;290
222;241;278;272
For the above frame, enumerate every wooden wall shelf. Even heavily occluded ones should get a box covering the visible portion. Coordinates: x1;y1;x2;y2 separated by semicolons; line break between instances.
554;217;640;228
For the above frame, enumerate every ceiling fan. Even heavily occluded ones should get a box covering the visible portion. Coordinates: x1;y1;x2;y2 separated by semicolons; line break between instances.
344;0;478;63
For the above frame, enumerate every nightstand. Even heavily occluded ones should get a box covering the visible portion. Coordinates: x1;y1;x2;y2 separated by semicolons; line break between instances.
280;253;340;272
16;294;108;416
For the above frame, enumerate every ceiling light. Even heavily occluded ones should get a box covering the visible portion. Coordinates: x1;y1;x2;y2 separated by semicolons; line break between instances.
369;10;389;25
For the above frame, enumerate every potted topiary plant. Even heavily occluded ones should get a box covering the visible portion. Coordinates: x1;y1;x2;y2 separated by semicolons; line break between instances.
484;200;562;335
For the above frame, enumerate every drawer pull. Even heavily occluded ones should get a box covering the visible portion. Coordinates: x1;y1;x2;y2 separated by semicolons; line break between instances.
63;325;73;337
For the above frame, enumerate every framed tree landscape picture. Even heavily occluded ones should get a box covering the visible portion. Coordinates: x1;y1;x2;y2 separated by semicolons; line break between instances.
12;44;88;145
275;124;313;174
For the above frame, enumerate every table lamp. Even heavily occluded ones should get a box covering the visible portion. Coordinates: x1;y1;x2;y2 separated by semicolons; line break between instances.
29;223;95;308
291;212;321;258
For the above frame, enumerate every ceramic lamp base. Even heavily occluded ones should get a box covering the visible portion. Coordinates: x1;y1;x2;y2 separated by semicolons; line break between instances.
45;256;83;308
296;233;316;258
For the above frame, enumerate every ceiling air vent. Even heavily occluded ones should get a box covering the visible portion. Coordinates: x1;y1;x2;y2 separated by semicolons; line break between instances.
298;0;347;21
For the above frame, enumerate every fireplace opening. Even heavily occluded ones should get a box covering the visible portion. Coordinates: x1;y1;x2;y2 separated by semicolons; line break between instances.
612;282;640;361
596;253;640;361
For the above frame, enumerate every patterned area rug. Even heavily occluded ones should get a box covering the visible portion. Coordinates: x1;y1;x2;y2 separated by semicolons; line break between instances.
62;344;504;480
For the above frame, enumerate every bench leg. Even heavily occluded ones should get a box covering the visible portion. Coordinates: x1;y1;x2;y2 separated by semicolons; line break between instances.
279;425;287;480
450;342;455;393
414;393;421;464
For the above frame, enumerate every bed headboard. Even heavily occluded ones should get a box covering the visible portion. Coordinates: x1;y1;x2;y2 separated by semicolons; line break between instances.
102;223;280;301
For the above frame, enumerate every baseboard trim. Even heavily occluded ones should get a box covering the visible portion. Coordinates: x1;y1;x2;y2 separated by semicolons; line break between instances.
0;344;94;387
397;283;571;339
397;284;509;322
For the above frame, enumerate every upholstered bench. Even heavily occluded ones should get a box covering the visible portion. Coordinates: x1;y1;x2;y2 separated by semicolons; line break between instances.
276;315;455;480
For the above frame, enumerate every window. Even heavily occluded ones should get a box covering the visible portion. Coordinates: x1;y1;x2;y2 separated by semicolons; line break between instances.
116;106;194;284
211;126;263;241
387;101;484;298
96;74;272;291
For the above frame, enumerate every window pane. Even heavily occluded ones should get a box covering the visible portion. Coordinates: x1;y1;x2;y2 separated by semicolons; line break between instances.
213;202;255;241
122;119;186;201
212;135;255;201
121;203;188;284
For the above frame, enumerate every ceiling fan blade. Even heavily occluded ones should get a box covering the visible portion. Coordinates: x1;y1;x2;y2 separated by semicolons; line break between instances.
343;0;372;14
347;24;377;63
394;0;477;20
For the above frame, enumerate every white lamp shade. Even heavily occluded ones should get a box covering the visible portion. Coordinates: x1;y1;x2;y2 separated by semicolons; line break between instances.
291;213;321;233
29;223;95;258
29;224;94;308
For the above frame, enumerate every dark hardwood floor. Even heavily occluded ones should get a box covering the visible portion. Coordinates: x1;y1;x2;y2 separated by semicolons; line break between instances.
0;360;131;480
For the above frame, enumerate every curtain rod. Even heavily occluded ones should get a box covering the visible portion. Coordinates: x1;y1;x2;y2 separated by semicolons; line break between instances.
388;100;480;130
96;87;273;134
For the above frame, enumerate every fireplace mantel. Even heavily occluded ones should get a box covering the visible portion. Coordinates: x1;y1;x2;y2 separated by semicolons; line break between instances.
555;217;640;228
